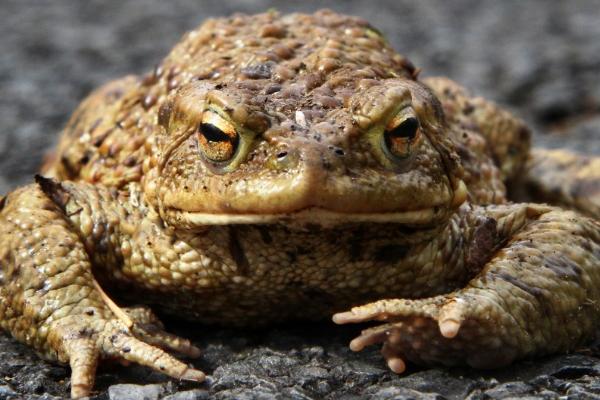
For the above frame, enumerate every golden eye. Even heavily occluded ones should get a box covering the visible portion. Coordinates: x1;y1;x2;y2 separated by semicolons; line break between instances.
383;114;420;159
197;111;239;163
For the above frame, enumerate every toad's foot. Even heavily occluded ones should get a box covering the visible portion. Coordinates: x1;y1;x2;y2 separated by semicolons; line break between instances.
0;182;203;398
333;295;518;372
56;309;204;398
334;205;600;372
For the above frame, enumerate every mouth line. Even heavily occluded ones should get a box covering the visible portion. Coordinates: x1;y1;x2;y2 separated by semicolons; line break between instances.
167;206;447;226
164;179;467;227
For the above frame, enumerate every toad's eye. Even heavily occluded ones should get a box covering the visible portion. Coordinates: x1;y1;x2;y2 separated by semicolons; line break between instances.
383;114;421;159
197;111;239;163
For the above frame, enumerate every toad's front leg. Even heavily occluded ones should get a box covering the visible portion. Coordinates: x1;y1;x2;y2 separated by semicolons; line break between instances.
334;204;600;372
0;178;203;398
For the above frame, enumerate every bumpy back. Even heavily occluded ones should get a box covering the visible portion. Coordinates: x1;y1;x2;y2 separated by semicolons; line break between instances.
42;10;419;188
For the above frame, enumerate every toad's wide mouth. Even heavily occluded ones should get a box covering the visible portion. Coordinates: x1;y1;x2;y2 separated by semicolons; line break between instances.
166;207;444;228
161;180;468;228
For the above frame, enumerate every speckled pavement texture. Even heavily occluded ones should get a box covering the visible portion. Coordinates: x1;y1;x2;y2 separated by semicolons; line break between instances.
0;1;599;399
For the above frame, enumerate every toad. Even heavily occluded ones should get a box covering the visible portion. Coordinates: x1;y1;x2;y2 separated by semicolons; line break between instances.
1;10;599;399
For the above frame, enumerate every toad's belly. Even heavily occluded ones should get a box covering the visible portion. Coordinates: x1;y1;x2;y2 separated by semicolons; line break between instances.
110;225;465;326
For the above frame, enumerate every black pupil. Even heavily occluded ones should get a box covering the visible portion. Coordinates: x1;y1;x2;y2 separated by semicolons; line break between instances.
199;123;230;142
387;117;419;140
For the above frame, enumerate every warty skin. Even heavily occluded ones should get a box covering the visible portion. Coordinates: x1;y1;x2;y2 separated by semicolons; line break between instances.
0;10;599;398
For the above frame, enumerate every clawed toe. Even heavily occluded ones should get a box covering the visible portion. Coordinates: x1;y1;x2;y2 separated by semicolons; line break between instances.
65;338;100;399
333;299;408;324
437;299;466;338
349;322;397;351
132;323;202;358
382;342;406;374
101;323;205;383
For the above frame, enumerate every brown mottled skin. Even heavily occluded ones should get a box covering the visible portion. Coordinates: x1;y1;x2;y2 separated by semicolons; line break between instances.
1;10;600;398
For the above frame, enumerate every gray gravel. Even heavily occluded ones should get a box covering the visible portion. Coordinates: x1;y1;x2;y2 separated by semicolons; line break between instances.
0;1;599;399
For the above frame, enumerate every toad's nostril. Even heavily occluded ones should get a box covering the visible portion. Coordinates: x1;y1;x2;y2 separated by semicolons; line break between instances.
328;145;345;157
271;148;299;170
